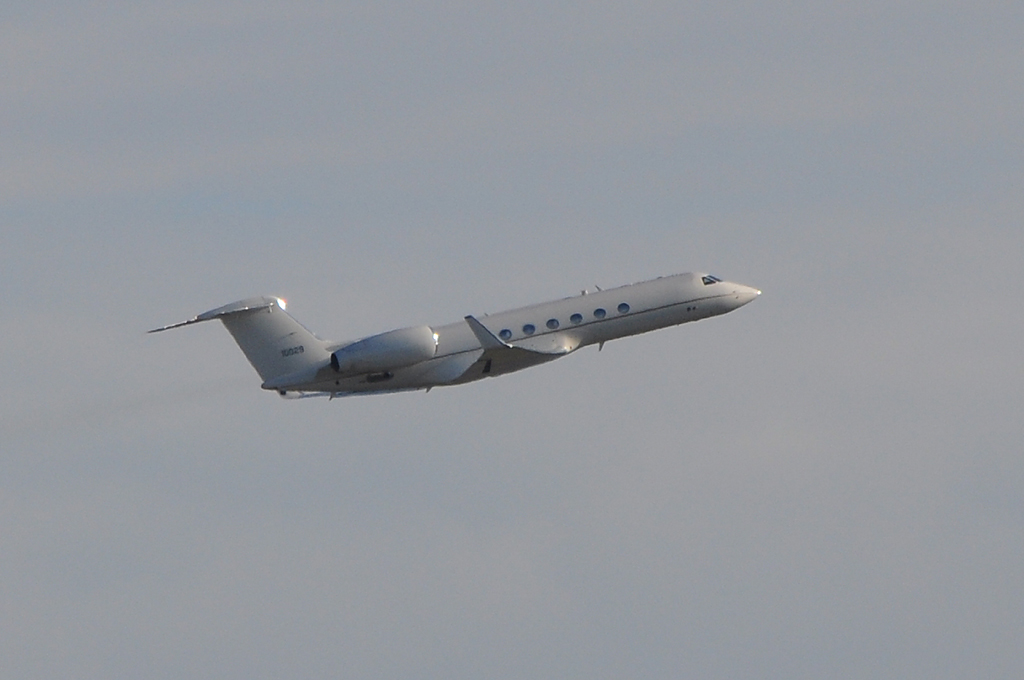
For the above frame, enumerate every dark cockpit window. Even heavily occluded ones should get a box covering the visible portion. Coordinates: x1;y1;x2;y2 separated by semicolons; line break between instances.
702;275;722;285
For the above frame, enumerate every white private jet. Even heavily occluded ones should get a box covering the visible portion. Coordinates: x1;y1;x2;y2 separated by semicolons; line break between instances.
149;272;760;398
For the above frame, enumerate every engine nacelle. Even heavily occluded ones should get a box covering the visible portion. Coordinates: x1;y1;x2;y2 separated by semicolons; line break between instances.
330;325;438;375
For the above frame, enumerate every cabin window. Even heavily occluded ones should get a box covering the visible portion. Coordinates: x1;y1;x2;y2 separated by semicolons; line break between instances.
570;313;583;324
617;303;630;314
594;308;606;319
523;323;536;335
702;275;722;285
499;329;512;341
546;319;559;330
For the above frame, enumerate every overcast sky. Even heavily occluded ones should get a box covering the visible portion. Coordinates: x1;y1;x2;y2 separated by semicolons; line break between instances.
2;2;1022;678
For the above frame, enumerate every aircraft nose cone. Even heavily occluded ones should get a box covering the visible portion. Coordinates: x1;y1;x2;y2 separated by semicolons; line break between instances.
734;285;761;307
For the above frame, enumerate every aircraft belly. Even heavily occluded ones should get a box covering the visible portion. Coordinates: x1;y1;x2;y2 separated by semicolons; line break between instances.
405;350;484;385
290;349;483;394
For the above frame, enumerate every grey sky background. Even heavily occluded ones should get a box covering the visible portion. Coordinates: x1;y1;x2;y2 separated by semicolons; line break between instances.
2;1;1022;678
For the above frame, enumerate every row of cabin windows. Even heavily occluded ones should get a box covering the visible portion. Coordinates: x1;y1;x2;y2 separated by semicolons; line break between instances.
498;302;631;340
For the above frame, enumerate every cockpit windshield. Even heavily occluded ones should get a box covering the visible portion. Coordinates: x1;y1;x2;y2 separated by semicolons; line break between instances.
701;275;722;285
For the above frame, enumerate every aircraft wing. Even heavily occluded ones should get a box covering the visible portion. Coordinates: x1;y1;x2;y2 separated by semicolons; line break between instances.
464;316;581;356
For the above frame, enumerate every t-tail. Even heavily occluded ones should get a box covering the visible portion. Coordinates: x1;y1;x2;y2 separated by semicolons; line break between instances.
148;296;331;390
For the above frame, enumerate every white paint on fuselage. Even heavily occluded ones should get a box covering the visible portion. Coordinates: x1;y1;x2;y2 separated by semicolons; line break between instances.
300;272;759;396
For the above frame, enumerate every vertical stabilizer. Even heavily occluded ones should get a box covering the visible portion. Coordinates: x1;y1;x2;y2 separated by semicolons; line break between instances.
149;296;331;382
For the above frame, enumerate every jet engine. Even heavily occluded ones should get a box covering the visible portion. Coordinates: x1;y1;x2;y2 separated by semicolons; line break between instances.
330;325;438;374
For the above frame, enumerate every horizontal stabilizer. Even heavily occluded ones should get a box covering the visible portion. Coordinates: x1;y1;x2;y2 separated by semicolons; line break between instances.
148;296;281;333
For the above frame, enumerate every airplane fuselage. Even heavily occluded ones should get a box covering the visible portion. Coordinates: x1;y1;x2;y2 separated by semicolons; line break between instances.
150;271;760;398
291;272;757;396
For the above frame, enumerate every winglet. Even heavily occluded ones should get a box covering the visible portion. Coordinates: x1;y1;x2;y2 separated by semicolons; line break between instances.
464;315;509;350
